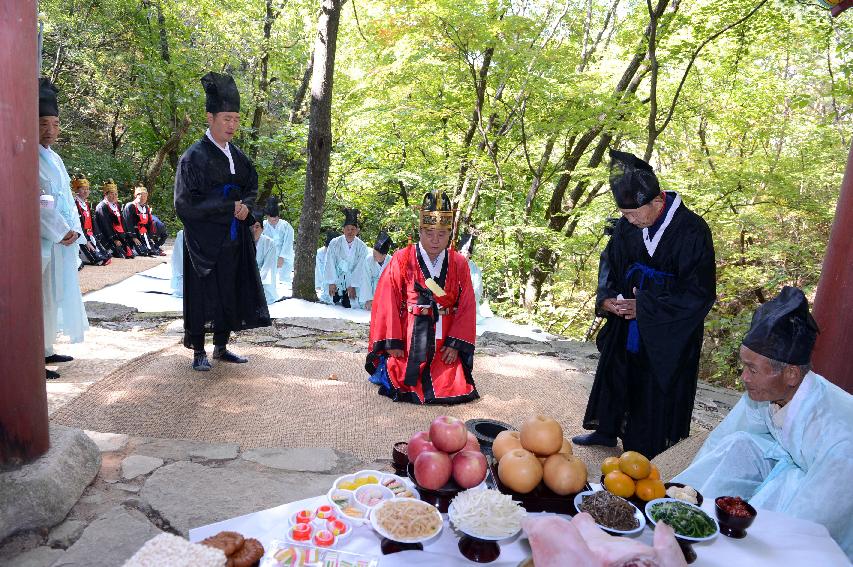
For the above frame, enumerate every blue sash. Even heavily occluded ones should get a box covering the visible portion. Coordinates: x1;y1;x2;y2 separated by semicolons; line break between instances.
221;184;241;240
624;262;674;353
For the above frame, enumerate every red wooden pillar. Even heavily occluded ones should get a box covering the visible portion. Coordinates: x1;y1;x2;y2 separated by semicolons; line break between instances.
811;142;853;394
0;2;50;464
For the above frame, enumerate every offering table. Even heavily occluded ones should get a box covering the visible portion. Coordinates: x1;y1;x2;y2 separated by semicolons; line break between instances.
188;493;847;566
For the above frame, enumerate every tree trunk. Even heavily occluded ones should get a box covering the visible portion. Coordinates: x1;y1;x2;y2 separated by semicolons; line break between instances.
292;0;344;301
144;114;191;193
249;0;279;160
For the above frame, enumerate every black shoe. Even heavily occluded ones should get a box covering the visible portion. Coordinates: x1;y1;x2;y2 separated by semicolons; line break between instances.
572;432;618;447
46;369;60;380
45;354;74;363
212;348;248;363
192;353;212;371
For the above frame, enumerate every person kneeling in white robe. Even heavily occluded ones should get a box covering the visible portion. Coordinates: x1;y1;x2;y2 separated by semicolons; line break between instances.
674;286;853;558
251;211;280;305
353;230;393;311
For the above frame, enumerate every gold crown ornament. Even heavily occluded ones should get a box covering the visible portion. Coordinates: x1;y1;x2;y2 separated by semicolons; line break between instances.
133;184;148;196
102;179;118;194
419;190;455;230
71;175;90;190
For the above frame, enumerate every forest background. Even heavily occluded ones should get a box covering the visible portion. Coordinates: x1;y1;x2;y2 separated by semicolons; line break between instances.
39;0;852;388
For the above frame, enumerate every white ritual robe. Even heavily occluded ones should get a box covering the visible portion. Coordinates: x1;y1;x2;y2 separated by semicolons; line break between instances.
263;219;294;286
353;251;392;307
468;259;485;321
323;235;368;307
673;372;853;557
255;234;280;305
315;246;331;303
170;230;184;297
39;145;89;355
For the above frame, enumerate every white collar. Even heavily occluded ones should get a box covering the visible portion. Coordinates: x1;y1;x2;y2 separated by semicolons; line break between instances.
206;129;235;174
417;242;446;278
641;193;681;257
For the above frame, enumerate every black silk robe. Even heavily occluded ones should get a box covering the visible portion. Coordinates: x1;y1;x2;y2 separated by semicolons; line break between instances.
583;194;716;458
173;135;270;345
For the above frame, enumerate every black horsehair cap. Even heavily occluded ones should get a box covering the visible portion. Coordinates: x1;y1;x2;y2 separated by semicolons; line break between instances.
742;286;820;366
343;208;360;228
374;231;393;255
609;149;660;210
264;197;280;218
201;72;240;114
39;78;59;117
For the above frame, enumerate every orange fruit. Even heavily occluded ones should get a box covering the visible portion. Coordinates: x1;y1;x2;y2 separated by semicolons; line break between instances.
603;470;635;498
601;456;621;476
648;464;661;480
635;478;666;502
619;451;651;480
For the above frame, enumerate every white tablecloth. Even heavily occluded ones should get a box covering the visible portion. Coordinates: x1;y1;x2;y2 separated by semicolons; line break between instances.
188;494;849;566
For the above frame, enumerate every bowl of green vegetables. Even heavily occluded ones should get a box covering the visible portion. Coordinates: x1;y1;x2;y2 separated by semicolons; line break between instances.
645;498;719;543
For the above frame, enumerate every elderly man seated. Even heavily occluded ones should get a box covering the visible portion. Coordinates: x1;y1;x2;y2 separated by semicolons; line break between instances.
673;286;853;558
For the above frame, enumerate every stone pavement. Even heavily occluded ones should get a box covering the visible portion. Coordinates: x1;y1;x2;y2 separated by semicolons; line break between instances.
4;296;742;566
0;430;377;567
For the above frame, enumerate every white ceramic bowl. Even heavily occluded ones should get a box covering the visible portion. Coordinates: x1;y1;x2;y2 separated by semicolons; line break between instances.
447;501;522;541
354;483;394;509
573;490;646;536
645;498;719;542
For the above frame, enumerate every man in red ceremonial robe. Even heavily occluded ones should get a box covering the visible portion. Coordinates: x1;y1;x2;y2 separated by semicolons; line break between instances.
72;174;111;266
366;191;479;405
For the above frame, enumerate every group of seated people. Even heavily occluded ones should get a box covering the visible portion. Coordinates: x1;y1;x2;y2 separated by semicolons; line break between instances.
314;207;485;315
71;174;167;267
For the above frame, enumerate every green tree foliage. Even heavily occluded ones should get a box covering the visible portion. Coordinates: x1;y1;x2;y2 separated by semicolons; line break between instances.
39;0;853;387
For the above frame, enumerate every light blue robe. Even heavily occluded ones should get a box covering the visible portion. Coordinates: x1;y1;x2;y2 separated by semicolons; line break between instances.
673;372;853;558
315;246;332;304
255;233;280;305
468;259;485;321
353;251;392;307
171;230;184;297
263;219;294;286
39;145;89;355
323;235;368;308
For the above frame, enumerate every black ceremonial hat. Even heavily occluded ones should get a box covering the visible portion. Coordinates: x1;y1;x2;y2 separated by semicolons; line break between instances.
201;72;240;113
264;197;280;217
342;208;360;228
742;286;820;365
39;78;59;117
374;231;393;255
325;230;339;247
457;231;475;256
609;149;660;210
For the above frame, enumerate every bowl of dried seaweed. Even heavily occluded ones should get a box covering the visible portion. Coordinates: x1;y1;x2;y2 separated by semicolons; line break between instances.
573;490;645;536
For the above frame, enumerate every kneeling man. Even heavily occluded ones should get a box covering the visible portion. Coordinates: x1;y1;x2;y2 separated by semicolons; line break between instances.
674;286;853;557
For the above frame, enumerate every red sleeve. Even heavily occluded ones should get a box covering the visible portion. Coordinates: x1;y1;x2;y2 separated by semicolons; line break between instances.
444;252;476;352
368;246;407;352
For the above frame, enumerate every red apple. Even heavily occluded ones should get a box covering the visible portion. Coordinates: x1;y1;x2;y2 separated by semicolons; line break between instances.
452;450;488;488
450;432;481;459
429;416;467;453
407;431;437;463
414;451;452;490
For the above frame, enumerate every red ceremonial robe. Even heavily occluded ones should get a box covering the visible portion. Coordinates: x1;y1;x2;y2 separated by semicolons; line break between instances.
366;244;479;405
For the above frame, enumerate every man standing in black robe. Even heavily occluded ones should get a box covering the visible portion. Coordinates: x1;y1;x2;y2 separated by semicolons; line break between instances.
174;72;270;371
573;149;716;458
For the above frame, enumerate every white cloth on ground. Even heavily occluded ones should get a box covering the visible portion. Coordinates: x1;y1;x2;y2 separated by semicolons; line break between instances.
39;145;89;355
673;372;853;558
